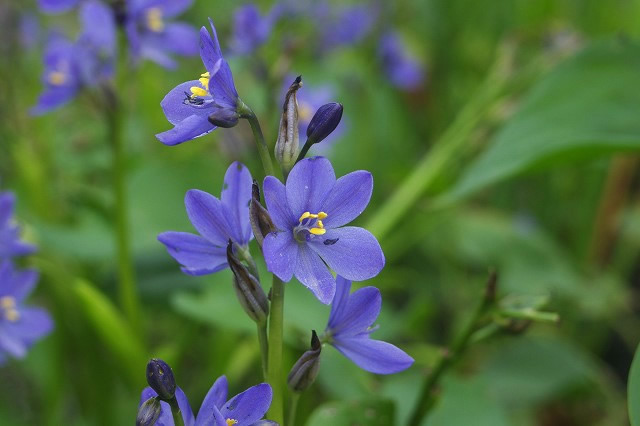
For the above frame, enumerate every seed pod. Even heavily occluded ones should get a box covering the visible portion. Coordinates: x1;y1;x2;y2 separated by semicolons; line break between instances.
136;397;162;426
274;76;303;173
249;180;276;247
146;358;176;401
287;330;322;393
227;241;269;325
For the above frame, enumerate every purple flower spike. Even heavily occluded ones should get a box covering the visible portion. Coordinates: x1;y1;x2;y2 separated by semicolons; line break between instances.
262;156;385;304
230;3;282;55
156;18;240;146
125;0;198;69
158;162;253;275
325;276;414;374
0;192;36;259
0;260;53;364
379;31;425;91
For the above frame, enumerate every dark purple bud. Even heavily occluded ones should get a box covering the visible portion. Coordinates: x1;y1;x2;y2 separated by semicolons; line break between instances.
227;241;269;324
136;397;162;426
208;108;240;128
146;359;176;400
249;180;276;248
287;330;322;393
275;76;303;172
306;102;343;144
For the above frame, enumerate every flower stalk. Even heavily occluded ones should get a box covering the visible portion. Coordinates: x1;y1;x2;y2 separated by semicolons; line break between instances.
239;102;275;178
267;275;285;424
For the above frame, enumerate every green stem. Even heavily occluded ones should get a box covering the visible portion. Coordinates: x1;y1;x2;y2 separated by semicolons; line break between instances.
239;103;275;177
267;276;285;424
408;273;497;426
288;392;301;426
499;309;559;323
168;397;185;426
257;322;269;381
105;89;140;333
295;139;314;164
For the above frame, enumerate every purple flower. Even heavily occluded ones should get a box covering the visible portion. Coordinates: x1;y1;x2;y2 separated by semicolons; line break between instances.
158;162;253;275
140;376;274;426
262;156;385;304
125;0;198;69
39;0;79;14
0;260;53;364
325;276;413;374
378;31;425;91
320;4;377;51
230;4;282;55
156;19;240;146
19;13;40;49
0;192;36;259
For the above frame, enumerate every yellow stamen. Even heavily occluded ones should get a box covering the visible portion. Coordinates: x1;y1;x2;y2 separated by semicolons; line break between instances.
48;71;66;86
316;220;324;228
309;228;326;235
0;296;15;309
226;420;238;426
146;8;165;32
190;86;208;97
299;212;311;221
317;212;327;219
5;309;19;322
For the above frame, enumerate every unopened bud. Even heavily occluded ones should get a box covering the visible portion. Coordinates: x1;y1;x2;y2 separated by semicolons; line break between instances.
146;358;176;401
306;102;343;144
249;180;276;247
287;330;322;393
136;397;162;426
208;108;240;128
275;76;302;173
227;241;269;324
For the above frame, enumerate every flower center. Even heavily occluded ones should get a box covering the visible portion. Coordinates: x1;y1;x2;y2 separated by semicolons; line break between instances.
294;211;327;241
146;8;165;32
184;72;211;105
0;296;19;322
48;70;67;86
226;419;238;426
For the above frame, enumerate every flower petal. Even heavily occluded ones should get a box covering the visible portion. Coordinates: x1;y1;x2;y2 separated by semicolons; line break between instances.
320;170;372;228
332;337;414;374
308;227;384;281
199;24;222;75
332;286;381;337
262;176;295;230
263;232;298;282
184;189;233;246
31;86;78;115
220;383;272;425
286;156;336;216
160;80;212;125
156;114;216;146
162;22;199;56
158;232;227;275
221;162;253;245
0;261;39;302
0;307;53;358
196;375;229;424
294;244;335;304
327;275;351;331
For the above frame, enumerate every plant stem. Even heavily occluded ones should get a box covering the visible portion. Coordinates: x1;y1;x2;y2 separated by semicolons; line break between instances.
168;397;185;426
408;272;497;426
288;392;300;426
295;139;313;164
105;88;140;333
267;276;285;424
239;103;275;177
257;322;269;381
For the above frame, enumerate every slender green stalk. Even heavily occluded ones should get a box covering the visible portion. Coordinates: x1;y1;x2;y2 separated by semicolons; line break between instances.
239;103;275;177
168;397;185;426
267;276;285;424
295;139;314;164
257;322;269;381
408;273;497;426
105;89;140;333
288;392;301;426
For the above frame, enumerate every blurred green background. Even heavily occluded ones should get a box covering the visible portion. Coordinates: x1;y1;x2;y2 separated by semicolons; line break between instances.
2;0;640;424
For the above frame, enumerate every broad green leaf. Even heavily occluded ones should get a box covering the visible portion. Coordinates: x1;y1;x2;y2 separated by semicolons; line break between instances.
441;39;640;203
306;398;395;426
628;343;640;425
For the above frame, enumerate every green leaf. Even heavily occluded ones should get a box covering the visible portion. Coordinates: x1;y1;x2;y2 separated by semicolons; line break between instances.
628;343;640;425
441;38;640;203
306;398;395;426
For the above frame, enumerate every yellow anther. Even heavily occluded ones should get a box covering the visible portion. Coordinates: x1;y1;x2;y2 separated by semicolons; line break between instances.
48;71;66;86
201;72;210;78
199;76;210;88
0;296;15;309
146;8;165;32
190;86;208;97
309;228;326;236
299;212;311;222
317;212;327;219
5;309;19;322
226;420;238;426
316;220;324;228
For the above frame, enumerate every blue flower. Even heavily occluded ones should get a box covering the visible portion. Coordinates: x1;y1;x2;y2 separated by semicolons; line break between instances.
38;0;78;14
378;31;425;91
158;162;253;275
325;275;414;374
230;3;283;55
0;260;53;364
140;375;275;426
156;18;240;146
262;156;385;304
0;192;36;259
125;0;199;69
320;3;377;51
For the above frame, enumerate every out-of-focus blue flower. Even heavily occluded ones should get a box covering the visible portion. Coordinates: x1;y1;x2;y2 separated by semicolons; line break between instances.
0;260;53;364
140;375;274;426
156;19;240;146
158;162;253;275
19;13;40;49
321;3;377;51
325;275;414;374
230;3;283;55
0;192;36;259
125;0;198;69
378;31;425;91
39;0;79;14
262;156;385;304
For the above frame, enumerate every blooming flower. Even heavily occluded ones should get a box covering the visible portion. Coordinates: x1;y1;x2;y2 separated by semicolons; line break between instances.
230;3;282;55
140;375;274;426
0;192;36;259
320;3;377;51
263;156;385;304
378;31;425;91
0;260;53;364
158;162;253;275
125;0;198;69
324;275;414;374
156;18;240;146
39;0;79;14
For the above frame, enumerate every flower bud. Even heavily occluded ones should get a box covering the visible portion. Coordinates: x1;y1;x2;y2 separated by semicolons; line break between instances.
208;108;240;128
287;330;322;393
227;241;269;324
274;76;302;173
306;102;343;144
136;397;162;426
146;358;176;401
249;180;276;247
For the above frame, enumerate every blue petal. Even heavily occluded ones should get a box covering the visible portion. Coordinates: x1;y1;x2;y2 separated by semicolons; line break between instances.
196;375;229;425
219;383;272;425
320;170;373;229
221;162;253;245
160;80;212;125
0;307;53;359
0;261;39;302
156;114;216;146
331;285;381;337
332;337;414;374
157;232;227;275
262;176;295;230
184;190;234;246
263;231;298;282
285;156;335;217
31;86;78;115
327;275;351;331
294;244;335;304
